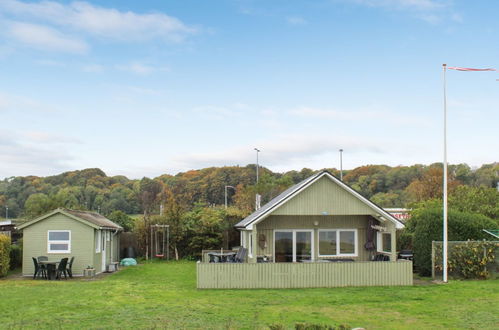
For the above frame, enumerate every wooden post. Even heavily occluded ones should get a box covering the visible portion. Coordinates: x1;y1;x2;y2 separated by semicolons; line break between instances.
390;223;397;261
250;226;257;263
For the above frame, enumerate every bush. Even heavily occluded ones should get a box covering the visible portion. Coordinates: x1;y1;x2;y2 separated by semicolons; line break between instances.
107;210;134;232
0;235;11;277
412;207;496;276
9;242;22;270
434;241;499;279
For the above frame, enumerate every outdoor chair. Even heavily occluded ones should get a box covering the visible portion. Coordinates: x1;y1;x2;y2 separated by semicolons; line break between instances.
66;257;75;278
373;254;390;261
32;257;46;279
37;256;48;274
55;258;69;280
208;253;220;263
229;247;247;263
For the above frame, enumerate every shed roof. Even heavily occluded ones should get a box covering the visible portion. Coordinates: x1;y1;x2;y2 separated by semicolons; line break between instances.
235;170;404;230
17;208;123;230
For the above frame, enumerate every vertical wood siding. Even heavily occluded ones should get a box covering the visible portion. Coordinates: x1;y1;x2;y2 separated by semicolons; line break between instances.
272;176;374;216
197;261;413;289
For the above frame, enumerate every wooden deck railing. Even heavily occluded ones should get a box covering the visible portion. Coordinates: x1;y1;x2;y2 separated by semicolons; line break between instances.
197;261;413;289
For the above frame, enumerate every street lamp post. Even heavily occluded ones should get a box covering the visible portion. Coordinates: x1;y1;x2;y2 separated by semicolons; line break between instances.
254;148;260;183
339;149;344;180
225;185;235;209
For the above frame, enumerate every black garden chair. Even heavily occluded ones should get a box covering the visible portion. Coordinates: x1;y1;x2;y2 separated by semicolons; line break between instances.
66;257;75;278
55;258;69;280
32;257;46;279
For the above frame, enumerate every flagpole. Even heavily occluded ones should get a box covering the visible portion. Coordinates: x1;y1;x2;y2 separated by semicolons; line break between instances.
442;63;448;283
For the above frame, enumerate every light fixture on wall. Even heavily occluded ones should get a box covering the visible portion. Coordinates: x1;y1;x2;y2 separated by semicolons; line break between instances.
313;220;319;226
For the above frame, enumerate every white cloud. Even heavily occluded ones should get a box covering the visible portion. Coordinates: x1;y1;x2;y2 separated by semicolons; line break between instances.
290;106;430;127
170;134;387;171
286;16;308;25
0;0;196;42
7;21;88;53
82;63;104;73
116;62;169;75
22;131;82;144
0;130;76;178
351;0;445;10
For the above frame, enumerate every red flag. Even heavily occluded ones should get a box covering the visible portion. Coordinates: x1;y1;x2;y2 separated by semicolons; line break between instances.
447;67;496;71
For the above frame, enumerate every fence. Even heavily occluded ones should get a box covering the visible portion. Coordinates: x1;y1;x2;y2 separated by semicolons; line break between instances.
197;261;413;289
432;240;499;280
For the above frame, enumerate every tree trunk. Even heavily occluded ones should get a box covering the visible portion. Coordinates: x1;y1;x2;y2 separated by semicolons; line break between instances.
175;246;179;261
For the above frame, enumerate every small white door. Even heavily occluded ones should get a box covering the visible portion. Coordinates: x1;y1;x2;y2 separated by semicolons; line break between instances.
101;231;106;272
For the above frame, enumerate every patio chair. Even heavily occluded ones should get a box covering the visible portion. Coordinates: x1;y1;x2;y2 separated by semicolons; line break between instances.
32;257;46;279
37;256;48;275
373;254;390;261
228;247;247;263
55;258;69;280
66;257;75;278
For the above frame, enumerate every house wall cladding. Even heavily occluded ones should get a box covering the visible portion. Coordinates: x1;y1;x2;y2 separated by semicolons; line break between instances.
272;176;374;216
197;261;413;289
22;213;94;276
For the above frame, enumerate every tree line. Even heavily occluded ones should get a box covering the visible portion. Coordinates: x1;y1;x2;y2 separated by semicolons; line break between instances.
0;163;497;220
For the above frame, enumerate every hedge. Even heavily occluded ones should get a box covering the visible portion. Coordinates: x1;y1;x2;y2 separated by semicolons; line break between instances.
413;207;496;276
9;242;22;270
0;234;11;277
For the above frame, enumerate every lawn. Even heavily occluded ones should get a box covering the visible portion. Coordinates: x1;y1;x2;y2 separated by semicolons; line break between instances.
0;262;498;329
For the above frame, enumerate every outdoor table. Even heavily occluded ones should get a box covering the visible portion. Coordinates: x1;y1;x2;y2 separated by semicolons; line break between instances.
39;261;59;280
208;251;236;263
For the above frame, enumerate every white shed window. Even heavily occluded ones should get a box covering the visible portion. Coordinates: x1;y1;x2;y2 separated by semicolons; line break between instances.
377;232;392;253
319;229;358;257
95;230;101;253
48;230;71;253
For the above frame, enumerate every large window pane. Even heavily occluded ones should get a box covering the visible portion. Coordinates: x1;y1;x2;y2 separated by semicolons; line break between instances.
319;231;337;255
49;231;69;240
339;231;355;254
275;232;293;262
296;231;312;262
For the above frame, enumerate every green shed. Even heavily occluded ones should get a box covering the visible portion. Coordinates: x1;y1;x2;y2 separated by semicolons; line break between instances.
18;208;122;277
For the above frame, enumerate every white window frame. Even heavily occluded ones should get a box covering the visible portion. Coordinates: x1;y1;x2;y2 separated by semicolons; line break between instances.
47;230;71;254
377;231;392;254
273;229;315;263
248;232;253;258
95;230;102;253
318;229;358;257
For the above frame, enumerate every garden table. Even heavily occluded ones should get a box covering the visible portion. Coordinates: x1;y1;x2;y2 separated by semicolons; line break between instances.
39;261;59;280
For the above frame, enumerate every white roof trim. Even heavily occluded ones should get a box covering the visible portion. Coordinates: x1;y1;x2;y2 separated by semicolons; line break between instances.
243;171;404;230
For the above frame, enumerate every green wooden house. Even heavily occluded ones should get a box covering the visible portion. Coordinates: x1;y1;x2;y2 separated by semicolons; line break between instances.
197;171;412;289
18;208;122;277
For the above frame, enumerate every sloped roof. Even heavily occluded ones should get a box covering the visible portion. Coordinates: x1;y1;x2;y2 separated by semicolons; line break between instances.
235;170;404;229
17;208;122;230
63;209;122;229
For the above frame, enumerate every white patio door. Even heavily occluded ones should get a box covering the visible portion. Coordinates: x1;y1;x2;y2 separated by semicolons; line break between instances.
274;230;313;262
101;231;106;272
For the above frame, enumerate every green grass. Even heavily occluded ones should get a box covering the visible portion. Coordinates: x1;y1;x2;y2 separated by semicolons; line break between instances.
1;262;498;329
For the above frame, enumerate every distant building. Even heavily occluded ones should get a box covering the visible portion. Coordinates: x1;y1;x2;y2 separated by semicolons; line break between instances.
384;208;411;223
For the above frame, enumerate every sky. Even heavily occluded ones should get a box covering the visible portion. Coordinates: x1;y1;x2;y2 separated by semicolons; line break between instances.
0;0;498;179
